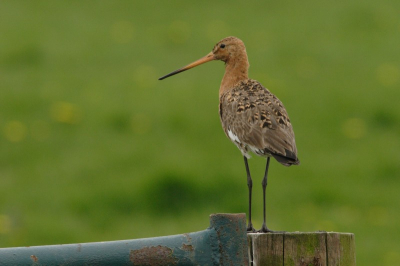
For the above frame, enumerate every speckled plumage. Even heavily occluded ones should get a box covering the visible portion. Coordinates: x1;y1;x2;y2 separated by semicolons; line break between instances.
219;79;299;166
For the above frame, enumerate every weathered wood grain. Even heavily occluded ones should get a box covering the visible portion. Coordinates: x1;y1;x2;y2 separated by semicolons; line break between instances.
248;232;356;266
248;233;284;265
284;232;326;266
327;232;356;266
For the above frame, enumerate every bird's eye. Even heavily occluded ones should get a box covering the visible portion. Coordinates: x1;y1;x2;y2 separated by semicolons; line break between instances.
220;44;226;49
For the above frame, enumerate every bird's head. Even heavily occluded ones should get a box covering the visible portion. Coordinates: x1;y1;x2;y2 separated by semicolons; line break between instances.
159;36;246;80
211;36;246;63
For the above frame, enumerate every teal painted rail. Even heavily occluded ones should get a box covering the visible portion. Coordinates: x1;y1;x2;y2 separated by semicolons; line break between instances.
0;213;248;266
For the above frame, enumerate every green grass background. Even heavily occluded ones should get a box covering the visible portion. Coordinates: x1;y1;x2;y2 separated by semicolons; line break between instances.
1;1;399;264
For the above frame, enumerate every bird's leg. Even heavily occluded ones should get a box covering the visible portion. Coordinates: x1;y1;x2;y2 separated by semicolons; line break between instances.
244;156;255;232
260;157;273;233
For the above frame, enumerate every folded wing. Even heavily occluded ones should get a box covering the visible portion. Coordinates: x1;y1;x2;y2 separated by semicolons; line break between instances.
219;79;299;166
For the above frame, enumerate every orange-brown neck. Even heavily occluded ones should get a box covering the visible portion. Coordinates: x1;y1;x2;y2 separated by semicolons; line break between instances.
219;52;249;96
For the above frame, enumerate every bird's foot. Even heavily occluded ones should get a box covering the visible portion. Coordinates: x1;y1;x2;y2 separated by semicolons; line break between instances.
246;223;256;233
257;223;274;233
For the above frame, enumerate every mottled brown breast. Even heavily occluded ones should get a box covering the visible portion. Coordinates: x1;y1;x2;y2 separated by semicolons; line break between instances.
219;79;299;166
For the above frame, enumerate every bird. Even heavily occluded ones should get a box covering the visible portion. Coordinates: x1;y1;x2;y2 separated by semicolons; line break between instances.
159;36;299;233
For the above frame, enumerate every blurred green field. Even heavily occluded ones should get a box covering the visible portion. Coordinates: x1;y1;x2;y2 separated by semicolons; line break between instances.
1;1;399;264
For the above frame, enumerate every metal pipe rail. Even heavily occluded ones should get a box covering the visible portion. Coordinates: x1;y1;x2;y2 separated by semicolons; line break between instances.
0;213;248;266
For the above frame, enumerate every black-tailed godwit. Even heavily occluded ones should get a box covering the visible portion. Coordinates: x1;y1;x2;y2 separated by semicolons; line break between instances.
159;36;299;232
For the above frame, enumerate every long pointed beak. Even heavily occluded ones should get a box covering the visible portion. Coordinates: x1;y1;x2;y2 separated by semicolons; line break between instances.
159;52;215;80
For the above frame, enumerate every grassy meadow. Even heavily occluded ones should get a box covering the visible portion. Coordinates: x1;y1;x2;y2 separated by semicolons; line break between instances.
1;1;400;264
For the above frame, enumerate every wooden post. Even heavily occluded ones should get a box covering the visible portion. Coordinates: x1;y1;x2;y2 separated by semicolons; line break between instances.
248;231;356;266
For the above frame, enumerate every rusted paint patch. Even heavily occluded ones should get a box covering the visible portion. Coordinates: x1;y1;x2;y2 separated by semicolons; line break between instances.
183;233;192;242
30;255;38;262
130;245;178;265
181;244;194;252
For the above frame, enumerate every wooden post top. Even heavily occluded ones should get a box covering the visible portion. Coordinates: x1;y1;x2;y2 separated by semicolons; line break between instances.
248;231;356;266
